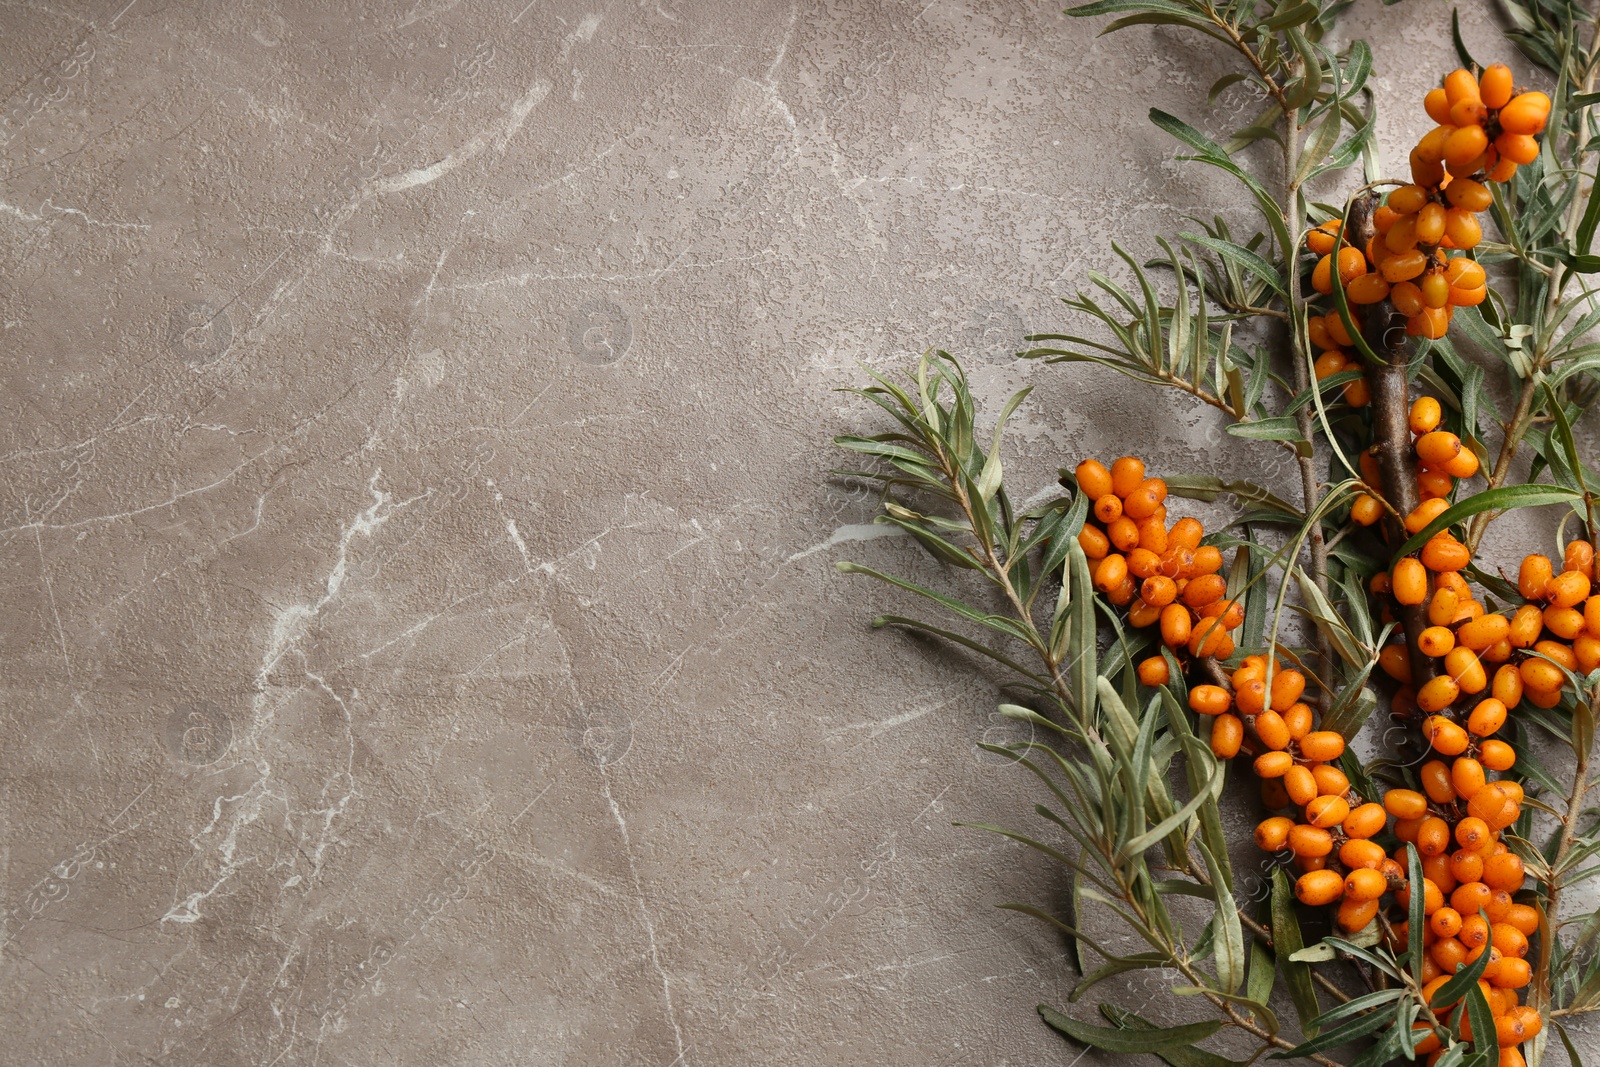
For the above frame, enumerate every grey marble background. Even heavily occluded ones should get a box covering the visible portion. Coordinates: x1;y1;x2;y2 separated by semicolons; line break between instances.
3;1;1591;1064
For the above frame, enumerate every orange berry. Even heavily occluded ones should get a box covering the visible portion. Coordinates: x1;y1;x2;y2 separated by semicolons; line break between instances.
1159;603;1191;648
1420;271;1452;310
1136;655;1170;688
1453;757;1487;799
1444;69;1482;106
1446;646;1487;693
1337;897;1381;932
1484;853;1526;893
1480;739;1517;772
1445;207;1484;250
1350;870;1388;902
1394;558;1429;605
1443;447;1481;478
1288;823;1334;858
1348;273;1391;304
1520;656;1565;694
1344;803;1387;840
1210;713;1244;758
1536;639;1574;671
1410;396;1443;434
1254;751;1294;778
1480;64;1514;109
1341;838;1387;869
1509;605;1544;649
1281;703;1313;742
1421;759;1459;804
1519;554;1555;600
1417;816;1452;857
1107;516;1140;552
1451;849;1485;885
1446;179;1493;214
1075;460;1114;500
1458;613;1511;651
1417;431;1463;467
1418;677;1462;715
1505;904;1540;937
1468;697;1507;737
1496;131;1541;165
1379;644;1414;683
1098;460;1136;502
1255;816;1296;851
1407;498;1451;535
1390;288;1431;327
1255;709;1292;751
1094;554;1129;594
1139;574;1176;607
1167;517;1203;551
1284;765;1319;807
1383;249;1429;283
1419;625;1456;657
1189;685;1231;716
1299;730;1345;762
1425;87;1453;124
1312;764;1349;797
1500;91;1552;136
1431;907;1464;938
1297;868;1346;906
1386;789;1429;820
1307;795;1351;830
1078;524;1110;560
1549;568;1592;608
1422;532;1473;573
1567;539;1596;578
1445;124;1490;170
1351;493;1383;526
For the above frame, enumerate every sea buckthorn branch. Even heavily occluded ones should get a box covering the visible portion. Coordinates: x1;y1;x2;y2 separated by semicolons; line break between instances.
833;4;1600;1065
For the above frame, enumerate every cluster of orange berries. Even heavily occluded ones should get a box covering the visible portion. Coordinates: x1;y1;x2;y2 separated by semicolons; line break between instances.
1351;396;1481;526
1377;781;1541;1064
1072;457;1248;663
1192;648;1541;1063
1307;64;1549;343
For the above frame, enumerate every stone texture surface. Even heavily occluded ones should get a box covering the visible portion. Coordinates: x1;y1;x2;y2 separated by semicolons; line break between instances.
2;1;1593;1064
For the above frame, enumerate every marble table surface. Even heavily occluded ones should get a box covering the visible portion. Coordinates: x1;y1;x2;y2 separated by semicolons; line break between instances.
3;1;1591;1064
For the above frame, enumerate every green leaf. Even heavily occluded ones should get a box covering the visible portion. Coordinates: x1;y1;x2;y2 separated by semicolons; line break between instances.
1246;932;1274;1009
1098;1006;1246;1067
1465;979;1496;1056
835;562;1040;649
1163;475;1303;520
1039;1005;1223;1053
1408;844;1426;975
1070;953;1171;1002
1270;1000;1395;1058
1450;7;1477;70
1181;231;1286;298
1391;484;1583;561
872;616;1051;685
1271;868;1320;1034
1262;1;1318;30
1208;72;1248;106
1296;107;1342;187
1226;416;1309;448
1199;839;1244;996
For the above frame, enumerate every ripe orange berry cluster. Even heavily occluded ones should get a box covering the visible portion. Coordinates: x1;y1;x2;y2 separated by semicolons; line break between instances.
1381;771;1541;1065
1351;396;1481;525
1303;285;1373;408
1375;541;1596;715
1073;457;1246;664
1308;64;1549;342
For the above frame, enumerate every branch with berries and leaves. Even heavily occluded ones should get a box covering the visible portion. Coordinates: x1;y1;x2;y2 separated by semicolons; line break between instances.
832;2;1600;1065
